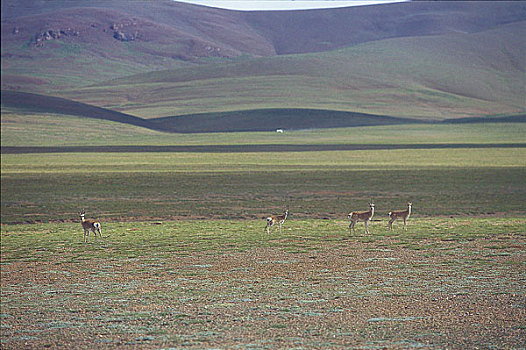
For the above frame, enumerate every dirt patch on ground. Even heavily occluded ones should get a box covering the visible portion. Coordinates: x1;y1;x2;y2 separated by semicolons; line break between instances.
1;238;524;349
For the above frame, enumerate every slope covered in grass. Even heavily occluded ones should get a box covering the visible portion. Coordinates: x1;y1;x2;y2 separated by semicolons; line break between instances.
1;90;423;132
65;22;526;120
0;90;154;128
2;147;525;223
2;107;525;147
3;0;524;93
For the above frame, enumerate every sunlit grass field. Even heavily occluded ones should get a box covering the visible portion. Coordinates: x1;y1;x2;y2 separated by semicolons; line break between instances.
1;116;525;349
1;215;525;349
2;113;525;223
2;147;525;223
1;4;525;346
2;217;525;262
2;111;525;147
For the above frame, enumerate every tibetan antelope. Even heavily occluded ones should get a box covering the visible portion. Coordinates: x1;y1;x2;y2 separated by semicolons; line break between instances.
348;203;375;234
388;202;412;230
265;209;288;234
80;211;102;242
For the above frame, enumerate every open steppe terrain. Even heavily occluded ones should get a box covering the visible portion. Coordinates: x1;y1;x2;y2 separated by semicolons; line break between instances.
2;1;525;122
1;1;525;348
2;118;525;348
1;218;525;349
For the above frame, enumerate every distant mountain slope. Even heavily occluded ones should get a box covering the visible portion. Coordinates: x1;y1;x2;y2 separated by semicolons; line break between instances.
0;0;275;90
2;0;525;91
3;0;525;54
242;1;526;55
2;0;525;126
64;21;526;120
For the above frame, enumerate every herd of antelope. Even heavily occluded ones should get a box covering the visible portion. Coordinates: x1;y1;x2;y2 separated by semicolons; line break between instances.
79;202;412;242
347;202;412;234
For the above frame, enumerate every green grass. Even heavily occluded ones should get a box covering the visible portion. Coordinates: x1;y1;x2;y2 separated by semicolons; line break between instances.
1;216;524;349
2;115;525;223
2;110;525;147
1;6;524;348
4;22;523;120
2;218;525;262
0;39;193;90
58;25;525;119
2;148;525;223
2;148;525;173
2;111;525;222
1;120;524;347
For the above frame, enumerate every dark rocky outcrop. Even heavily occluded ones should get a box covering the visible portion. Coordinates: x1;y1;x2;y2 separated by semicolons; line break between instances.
34;28;79;46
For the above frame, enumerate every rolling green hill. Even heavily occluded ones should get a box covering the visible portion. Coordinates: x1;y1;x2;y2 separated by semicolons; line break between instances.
2;105;525;148
0;90;154;128
3;89;523;134
63;22;526;120
3;1;524;94
1;0;525;128
1;90;423;132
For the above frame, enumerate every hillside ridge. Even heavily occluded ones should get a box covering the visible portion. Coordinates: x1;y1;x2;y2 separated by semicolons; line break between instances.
2;1;526;90
63;21;525;121
3;1;525;55
1;0;525;128
2;90;424;132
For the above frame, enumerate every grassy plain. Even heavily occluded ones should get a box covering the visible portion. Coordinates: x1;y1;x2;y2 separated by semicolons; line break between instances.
1;218;525;349
1;119;525;223
1;119;525;349
2;147;525;223
2;111;525;146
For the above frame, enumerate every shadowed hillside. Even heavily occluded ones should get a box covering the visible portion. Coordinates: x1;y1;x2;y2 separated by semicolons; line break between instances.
3;90;523;134
242;1;526;55
0;90;155;129
150;109;422;133
1;90;425;132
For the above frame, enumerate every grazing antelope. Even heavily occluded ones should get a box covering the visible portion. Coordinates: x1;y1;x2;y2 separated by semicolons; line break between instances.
265;209;288;234
348;203;375;234
388;202;412;230
80;211;102;242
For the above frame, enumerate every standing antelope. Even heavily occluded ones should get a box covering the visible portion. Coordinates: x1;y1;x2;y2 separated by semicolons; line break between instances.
80;211;102;242
265;209;288;234
388;202;412;230
348;202;375;234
